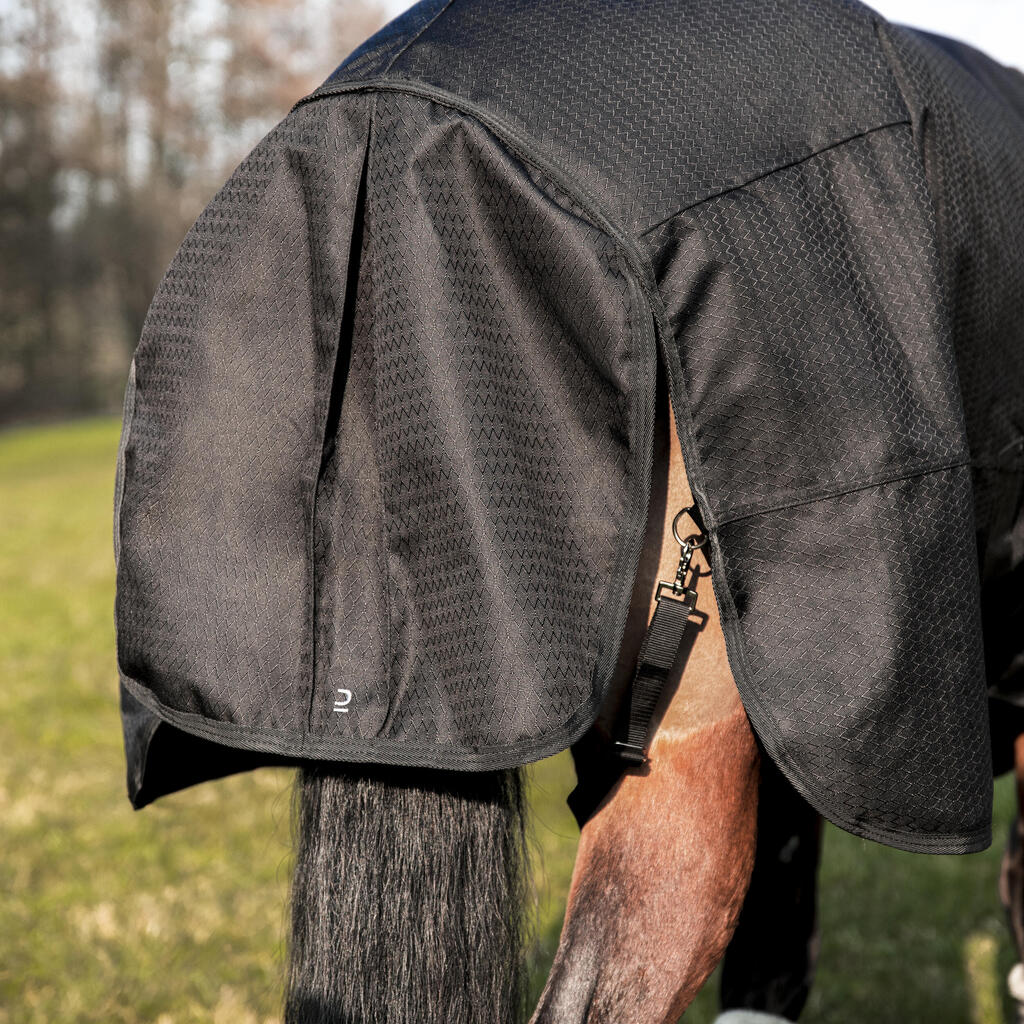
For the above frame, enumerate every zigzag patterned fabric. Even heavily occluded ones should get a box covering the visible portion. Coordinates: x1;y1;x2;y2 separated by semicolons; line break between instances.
114;0;1024;855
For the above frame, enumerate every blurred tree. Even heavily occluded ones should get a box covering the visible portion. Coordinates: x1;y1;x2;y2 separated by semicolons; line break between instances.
0;0;388;425
0;0;65;416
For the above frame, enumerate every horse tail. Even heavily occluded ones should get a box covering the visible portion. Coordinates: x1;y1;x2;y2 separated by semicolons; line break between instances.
284;761;532;1024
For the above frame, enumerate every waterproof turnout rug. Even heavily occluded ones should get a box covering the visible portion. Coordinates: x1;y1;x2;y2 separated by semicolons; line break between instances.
114;0;1024;855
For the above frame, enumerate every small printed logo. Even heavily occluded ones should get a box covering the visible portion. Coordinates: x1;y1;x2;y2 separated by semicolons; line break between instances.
333;688;353;714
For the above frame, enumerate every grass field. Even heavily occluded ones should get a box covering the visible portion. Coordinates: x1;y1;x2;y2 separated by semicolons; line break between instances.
1;417;1019;1023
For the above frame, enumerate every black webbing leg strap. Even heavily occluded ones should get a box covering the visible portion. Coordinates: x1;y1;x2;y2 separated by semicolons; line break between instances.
567;503;708;827
612;582;700;765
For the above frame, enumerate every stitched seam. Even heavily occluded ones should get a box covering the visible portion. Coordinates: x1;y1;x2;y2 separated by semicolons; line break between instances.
638;118;912;238
586;268;656;710
121;662;992;851
714;456;971;529
121;666;610;763
291;80;659;292
383;0;457;73
364;91;396;731
305;99;374;732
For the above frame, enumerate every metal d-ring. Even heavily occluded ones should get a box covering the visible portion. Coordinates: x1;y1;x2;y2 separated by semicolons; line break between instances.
671;505;708;549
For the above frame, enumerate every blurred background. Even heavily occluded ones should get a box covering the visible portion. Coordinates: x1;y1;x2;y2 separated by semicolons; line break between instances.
1;1;1023;1022
0;0;387;425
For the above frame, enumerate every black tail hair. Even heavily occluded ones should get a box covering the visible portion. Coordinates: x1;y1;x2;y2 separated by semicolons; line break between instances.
284;761;531;1024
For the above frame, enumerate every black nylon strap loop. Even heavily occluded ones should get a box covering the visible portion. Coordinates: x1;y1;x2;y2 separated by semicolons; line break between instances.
566;578;703;827
613;587;698;764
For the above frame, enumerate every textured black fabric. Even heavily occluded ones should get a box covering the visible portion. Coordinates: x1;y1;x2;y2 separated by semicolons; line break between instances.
326;0;909;234
116;84;651;777
114;0;1024;854
874;24;1024;711
644;119;994;846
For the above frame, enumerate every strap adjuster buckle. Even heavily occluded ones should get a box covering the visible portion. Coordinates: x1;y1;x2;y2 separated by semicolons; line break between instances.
655;581;698;605
612;739;650;766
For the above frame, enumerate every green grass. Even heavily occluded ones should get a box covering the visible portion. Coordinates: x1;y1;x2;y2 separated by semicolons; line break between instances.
0;417;1018;1022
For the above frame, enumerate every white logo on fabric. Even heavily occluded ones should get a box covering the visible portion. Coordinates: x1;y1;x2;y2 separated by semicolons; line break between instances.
333;688;353;713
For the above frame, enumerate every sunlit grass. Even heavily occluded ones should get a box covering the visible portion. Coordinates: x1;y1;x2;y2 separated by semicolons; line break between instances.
0;417;1018;1022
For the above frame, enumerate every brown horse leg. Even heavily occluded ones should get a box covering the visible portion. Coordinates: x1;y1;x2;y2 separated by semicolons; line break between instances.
530;382;760;1024
719;756;823;1020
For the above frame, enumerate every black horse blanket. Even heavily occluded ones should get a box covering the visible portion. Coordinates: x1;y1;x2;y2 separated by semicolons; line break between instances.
114;0;1024;855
